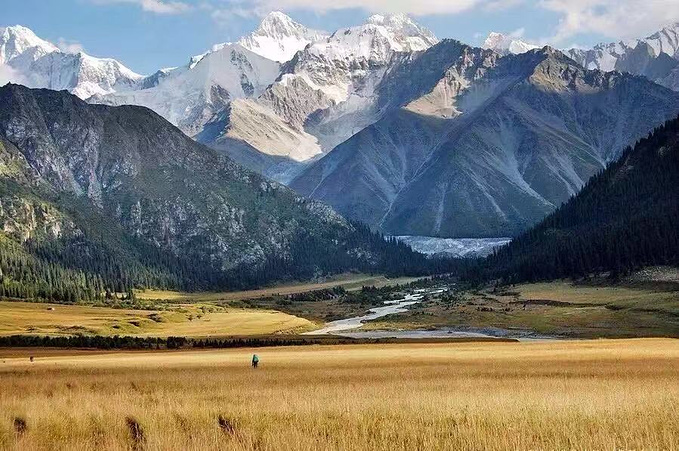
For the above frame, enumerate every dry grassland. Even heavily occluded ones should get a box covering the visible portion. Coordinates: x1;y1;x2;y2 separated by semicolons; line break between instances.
0;301;314;337
1;339;678;450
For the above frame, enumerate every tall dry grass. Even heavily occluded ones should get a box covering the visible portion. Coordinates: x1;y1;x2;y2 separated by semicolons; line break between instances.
1;339;678;450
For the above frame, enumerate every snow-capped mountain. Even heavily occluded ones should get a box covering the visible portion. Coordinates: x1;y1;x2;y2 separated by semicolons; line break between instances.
95;43;280;136
190;12;442;181
0;25;142;98
238;11;328;63
482;32;538;55
26;51;142;99
94;12;440;150
4;15;679;241
481;24;679;91
0;25;57;65
96;12;327;138
227;13;441;162
567;23;679;91
281;13;438;105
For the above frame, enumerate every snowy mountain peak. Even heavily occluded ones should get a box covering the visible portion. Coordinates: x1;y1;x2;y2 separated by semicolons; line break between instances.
567;21;679;90
0;24;142;99
238;11;328;63
643;22;679;57
652;22;679;36
363;13;438;50
482;32;538;55
0;25;57;64
258;11;304;35
316;12;437;61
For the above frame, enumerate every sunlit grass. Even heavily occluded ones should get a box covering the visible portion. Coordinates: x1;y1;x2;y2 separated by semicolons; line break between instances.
0;301;314;337
1;339;678;450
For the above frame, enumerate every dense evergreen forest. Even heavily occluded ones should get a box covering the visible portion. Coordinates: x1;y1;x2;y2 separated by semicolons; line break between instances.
479;116;679;283
0;220;450;304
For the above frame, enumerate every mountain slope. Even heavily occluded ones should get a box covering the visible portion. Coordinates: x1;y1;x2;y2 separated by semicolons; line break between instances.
292;45;679;238
94;43;280;136
195;98;320;183
0;84;434;299
484;115;679;282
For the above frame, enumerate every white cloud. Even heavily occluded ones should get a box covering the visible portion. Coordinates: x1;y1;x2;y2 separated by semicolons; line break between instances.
140;0;191;14
57;38;86;54
0;65;28;87
91;0;192;15
538;0;679;44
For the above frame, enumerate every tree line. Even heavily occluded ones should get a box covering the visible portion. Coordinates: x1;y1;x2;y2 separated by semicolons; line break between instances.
0;218;457;304
0;334;367;350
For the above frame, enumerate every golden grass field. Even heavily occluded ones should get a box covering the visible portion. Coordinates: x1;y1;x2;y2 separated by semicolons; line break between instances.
1;339;678;450
0;301;314;337
134;274;419;302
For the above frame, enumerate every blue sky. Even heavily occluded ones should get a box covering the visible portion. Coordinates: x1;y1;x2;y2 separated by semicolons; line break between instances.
2;0;676;75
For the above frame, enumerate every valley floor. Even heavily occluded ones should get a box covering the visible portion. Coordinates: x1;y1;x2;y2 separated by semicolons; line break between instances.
3;274;678;340
134;274;420;302
362;279;679;338
1;339;678;450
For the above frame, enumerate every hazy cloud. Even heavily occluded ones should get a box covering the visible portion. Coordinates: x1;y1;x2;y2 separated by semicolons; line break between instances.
539;0;679;44
0;65;28;87
483;0;525;12
91;0;192;15
91;0;679;48
211;0;494;17
57;38;86;54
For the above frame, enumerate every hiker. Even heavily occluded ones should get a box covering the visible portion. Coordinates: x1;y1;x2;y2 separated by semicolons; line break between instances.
251;354;259;368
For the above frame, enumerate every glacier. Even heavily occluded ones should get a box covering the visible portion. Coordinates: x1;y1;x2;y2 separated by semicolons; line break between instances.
392;236;512;258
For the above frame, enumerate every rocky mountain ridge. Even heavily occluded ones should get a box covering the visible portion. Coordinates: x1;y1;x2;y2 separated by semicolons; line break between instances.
5;16;679;240
483;23;679;90
291;44;679;237
0;84;433;292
